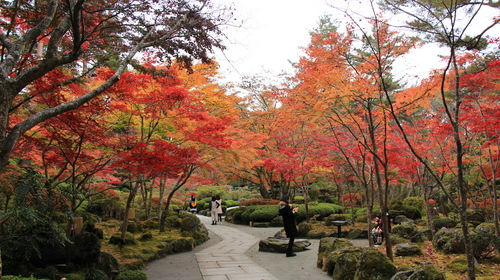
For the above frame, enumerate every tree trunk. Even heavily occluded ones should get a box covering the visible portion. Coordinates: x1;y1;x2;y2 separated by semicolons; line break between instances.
121;181;140;242
487;147;500;236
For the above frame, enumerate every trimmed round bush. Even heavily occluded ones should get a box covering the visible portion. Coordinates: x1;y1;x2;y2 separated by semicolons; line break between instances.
239;199;280;206
403;197;425;211
241;206;257;224
116;270;148;280
389;205;421;220
310;203;342;216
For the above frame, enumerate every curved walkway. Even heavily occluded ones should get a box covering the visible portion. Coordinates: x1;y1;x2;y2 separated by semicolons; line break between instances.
145;214;366;280
195;215;278;280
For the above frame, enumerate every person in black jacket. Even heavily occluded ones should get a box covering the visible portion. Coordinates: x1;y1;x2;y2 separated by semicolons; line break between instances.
279;195;299;257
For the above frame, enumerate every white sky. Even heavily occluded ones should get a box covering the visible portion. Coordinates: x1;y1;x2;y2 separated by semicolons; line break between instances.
212;0;338;82
211;0;498;86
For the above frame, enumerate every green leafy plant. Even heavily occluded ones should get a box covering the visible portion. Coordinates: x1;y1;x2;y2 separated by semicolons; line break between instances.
116;270;148;280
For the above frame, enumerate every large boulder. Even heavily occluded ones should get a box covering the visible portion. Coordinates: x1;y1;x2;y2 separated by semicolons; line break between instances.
258;238;311;253
392;223;419;239
432;228;465;254
408;262;445;280
353;248;397;280
98;251;119;276
317;238;353;268
395;243;422;257
297;222;312;237
328;246;363;278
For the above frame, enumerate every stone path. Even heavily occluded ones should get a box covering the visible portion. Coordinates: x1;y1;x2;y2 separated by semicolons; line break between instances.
195;215;279;280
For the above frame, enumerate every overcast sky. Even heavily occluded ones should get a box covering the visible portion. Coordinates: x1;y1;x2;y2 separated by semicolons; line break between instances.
211;0;498;86
212;0;339;82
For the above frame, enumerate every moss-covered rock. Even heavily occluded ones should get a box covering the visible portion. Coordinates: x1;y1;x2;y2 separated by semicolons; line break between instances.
307;230;326;239
122;221;143;233
392;223;419;239
475;222;496;234
297;222;312;237
170;237;195;253
252;222;271;227
258;238;311;253
139;232;153;241
317;238;353;268
394;243;422;257
331;247;363;280
432;228;465;254
407;262;445;280
98;251;119;276
164;215;182;228
109;232;138;246
353;248;397;280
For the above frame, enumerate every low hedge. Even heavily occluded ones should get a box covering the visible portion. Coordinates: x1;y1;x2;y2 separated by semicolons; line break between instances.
249;206;279;222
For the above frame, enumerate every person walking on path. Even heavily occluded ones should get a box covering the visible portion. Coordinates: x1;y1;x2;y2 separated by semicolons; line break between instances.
209;196;220;225
215;194;223;223
188;195;197;214
279;195;299;257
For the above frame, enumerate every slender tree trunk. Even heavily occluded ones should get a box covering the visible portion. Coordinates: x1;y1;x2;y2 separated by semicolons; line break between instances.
487;147;500;236
121;181;140;242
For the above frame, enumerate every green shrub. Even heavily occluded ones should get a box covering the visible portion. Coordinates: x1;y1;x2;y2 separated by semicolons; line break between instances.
164;215;182;228
466;210;486;227
356;215;368;222
239;199;279;206
317;195;334;203
389;204;421;220
224;199;239;208
309;203;342;218
241;206;257;224
292;196;305;204
470;230;500;260
37;266;62;280
228;207;246;224
249;206;279;222
4;277;49;280
355;207;380;219
82;267;108;280
433;218;457;229
403;197;425;211
116;270;148;280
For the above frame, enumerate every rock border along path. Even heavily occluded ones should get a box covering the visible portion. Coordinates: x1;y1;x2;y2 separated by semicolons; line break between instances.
195;215;279;280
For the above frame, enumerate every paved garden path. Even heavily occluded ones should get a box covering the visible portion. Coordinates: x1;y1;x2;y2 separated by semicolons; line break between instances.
145;214;368;280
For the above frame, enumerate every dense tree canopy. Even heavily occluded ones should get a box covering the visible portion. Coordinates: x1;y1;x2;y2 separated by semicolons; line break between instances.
0;0;499;279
